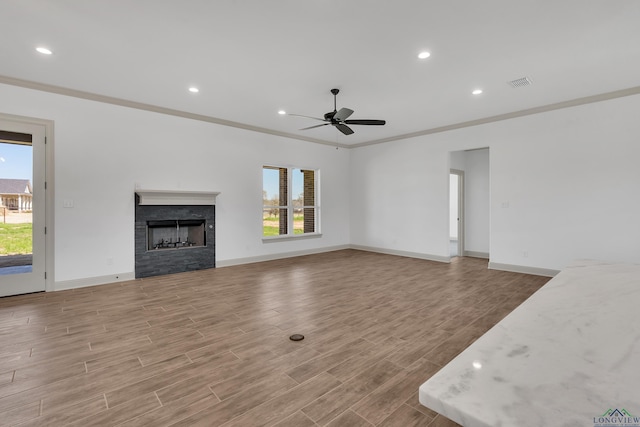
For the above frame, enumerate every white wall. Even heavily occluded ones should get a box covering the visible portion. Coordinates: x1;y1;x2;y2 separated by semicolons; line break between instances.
0;83;351;285
350;138;451;259
490;97;640;270
3;82;640;285
449;151;465;170
351;93;640;271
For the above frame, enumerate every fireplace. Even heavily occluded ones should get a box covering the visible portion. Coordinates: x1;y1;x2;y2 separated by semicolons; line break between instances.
134;190;219;278
147;219;205;250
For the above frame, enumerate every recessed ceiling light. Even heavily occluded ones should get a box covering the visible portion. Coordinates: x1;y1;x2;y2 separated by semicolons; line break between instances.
418;51;431;59
278;110;286;115
472;89;483;95
188;87;199;93
36;47;52;55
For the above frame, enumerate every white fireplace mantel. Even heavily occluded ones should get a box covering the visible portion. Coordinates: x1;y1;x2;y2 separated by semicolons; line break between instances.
136;190;220;206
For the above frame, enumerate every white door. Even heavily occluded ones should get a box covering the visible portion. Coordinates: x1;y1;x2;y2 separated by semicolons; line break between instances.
450;169;464;257
0;119;46;297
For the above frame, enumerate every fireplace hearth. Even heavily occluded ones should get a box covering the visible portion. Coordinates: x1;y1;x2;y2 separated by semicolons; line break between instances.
134;191;217;278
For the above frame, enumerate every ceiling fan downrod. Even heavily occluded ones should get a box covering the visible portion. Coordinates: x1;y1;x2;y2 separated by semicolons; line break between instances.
331;88;339;113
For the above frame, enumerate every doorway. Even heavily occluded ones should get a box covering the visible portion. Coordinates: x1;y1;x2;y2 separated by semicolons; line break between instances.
449;148;490;260
449;169;464;257
0;119;47;296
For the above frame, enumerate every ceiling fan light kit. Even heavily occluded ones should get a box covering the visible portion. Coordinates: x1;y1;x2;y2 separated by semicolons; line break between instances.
289;88;386;136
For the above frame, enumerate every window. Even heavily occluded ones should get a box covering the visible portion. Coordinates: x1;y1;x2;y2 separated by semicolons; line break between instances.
263;166;318;237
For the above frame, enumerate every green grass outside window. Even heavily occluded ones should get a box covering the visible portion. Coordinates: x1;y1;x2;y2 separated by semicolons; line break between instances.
0;223;33;255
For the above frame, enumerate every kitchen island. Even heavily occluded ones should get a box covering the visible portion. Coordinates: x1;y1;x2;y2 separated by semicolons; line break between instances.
419;260;640;426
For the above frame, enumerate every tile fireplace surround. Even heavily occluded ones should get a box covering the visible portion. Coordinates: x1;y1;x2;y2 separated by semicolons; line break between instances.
134;190;219;278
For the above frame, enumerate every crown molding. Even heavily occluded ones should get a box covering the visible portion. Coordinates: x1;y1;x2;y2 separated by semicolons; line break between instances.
2;74;639;150
349;85;640;148
0;74;350;149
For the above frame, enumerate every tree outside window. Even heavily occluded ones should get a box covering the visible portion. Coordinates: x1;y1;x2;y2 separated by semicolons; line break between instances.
263;166;317;237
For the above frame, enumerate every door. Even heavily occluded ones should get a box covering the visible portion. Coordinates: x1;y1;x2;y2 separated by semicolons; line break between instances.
450;169;464;257
0;119;46;296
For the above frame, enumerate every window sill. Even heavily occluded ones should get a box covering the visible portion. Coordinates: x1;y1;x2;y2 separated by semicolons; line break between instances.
262;233;322;243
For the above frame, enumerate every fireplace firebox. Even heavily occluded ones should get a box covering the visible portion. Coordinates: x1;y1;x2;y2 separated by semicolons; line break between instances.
147;219;205;250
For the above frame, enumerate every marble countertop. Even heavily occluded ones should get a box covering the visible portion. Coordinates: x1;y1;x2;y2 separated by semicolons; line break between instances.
419;260;640;426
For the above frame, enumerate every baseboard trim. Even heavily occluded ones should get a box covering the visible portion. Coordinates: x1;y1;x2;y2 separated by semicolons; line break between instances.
216;245;351;267
54;272;136;291
464;250;490;259
488;262;559;277
350;245;450;263
50;253;558;291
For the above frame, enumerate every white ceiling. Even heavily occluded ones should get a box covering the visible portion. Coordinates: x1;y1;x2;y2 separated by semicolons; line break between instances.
2;1;640;147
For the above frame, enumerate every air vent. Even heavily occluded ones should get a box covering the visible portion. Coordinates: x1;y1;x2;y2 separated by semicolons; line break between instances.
508;77;533;88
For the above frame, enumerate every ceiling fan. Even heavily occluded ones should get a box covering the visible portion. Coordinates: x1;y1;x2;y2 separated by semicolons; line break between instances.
289;88;386;135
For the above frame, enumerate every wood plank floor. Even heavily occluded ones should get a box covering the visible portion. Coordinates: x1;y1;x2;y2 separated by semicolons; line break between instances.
0;250;549;426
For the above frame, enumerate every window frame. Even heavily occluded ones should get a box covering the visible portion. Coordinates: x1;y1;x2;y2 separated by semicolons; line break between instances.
262;165;321;242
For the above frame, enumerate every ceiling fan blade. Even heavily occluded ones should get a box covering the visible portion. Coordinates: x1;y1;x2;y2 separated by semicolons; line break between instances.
300;123;330;131
288;113;326;122
333;108;354;121
335;124;354;135
344;119;386;126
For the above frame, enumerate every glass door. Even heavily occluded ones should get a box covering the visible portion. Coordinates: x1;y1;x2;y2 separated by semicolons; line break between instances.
0;119;46;297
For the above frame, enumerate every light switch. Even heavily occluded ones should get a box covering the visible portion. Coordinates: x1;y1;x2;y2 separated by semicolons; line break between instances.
63;199;74;208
